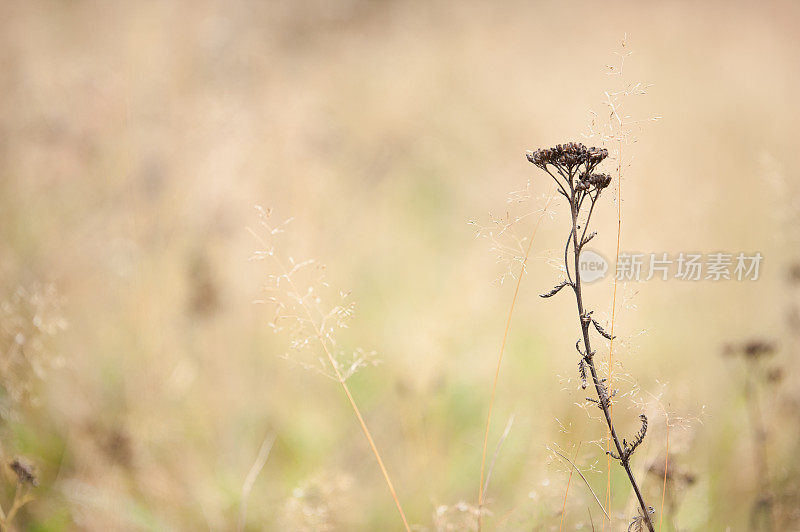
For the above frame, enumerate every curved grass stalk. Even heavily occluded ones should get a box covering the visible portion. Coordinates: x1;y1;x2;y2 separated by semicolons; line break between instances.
551;447;610;522
281;259;410;531
559;442;583;531
477;188;555;529
659;428;669;531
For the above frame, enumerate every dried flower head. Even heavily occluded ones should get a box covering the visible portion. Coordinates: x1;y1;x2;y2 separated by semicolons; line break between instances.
526;143;613;209
743;340;776;359
9;457;38;487
526;142;609;171
766;367;784;385
583;172;613;190
648;459;696;487
723;339;777;360
788;263;800;284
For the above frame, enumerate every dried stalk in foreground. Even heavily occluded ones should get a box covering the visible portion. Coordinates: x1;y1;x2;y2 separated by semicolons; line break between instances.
0;457;37;529
527;143;655;531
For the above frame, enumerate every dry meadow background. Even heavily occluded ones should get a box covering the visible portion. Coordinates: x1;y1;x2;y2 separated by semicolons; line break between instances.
2;1;800;530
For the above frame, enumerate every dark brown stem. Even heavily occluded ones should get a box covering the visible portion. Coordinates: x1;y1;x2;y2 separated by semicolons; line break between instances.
568;190;655;532
529;144;652;529
744;366;776;531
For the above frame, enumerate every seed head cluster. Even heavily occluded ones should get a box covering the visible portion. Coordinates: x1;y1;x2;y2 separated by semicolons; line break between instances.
9;457;38;487
723;339;776;360
526;142;608;171
578;172;612;191
526;142;611;196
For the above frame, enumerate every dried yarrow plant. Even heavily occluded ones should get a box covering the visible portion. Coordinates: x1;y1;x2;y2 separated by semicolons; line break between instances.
0;457;37;528
249;206;409;531
723;339;783;530
528;143;655;531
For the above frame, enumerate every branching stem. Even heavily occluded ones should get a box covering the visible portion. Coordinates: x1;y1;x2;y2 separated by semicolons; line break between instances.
568;176;654;532
528;144;654;531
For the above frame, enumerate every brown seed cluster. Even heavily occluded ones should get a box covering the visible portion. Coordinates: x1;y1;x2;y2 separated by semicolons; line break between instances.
9;458;38;487
743;340;776;359
723;339;776;360
647;460;696;487
788;262;800;284
526;142;608;171
578;172;612;191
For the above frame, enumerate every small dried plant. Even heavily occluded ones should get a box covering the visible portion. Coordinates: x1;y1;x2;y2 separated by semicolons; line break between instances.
0;283;65;528
527;142;655;531
0;458;37;528
279;472;353;531
723;339;783;530
646;453;696;522
433;500;483;532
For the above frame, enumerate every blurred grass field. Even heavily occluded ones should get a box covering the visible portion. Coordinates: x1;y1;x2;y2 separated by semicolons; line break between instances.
2;0;800;530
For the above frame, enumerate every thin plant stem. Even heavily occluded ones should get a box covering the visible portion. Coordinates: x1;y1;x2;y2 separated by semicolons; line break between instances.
477;187;554;528
1;484;33;529
659;429;668;531
605;143;623;529
481;415;515;501
559;441;583;531
570;193;654;532
744;366;777;531
285;266;411;532
551;447;610;521
238;432;276;532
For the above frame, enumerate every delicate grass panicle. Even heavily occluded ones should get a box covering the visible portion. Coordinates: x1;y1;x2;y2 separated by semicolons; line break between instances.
1;284;66;415
529;142;656;531
250;206;410;531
